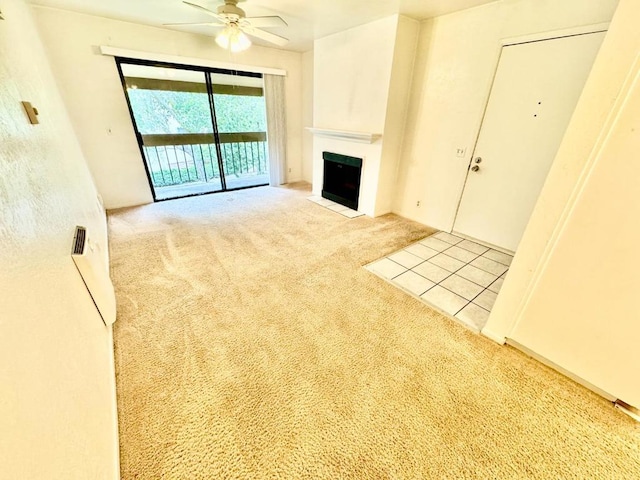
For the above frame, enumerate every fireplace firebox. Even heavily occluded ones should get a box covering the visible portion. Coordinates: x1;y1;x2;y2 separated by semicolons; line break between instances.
322;152;363;211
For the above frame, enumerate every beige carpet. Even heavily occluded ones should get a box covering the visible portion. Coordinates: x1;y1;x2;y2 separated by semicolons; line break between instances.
109;184;640;479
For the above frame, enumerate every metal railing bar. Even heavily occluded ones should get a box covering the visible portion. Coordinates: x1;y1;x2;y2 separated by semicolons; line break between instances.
165;146;175;184
198;144;208;182
146;138;268;188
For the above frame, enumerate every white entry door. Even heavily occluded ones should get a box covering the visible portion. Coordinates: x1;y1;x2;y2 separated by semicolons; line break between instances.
453;31;606;252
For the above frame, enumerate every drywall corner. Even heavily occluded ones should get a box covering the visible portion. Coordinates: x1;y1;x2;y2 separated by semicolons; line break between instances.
376;15;420;217
302;49;314;183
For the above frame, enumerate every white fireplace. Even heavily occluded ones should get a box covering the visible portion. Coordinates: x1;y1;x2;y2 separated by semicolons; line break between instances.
309;128;383;217
311;15;419;218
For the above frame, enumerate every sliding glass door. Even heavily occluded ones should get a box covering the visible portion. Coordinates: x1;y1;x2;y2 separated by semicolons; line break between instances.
117;59;269;201
212;71;269;190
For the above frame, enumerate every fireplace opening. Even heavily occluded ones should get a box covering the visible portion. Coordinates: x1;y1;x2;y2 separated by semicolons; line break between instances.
322;152;363;210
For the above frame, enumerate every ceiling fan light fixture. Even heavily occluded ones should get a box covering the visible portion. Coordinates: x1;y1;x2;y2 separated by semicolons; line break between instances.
215;24;251;52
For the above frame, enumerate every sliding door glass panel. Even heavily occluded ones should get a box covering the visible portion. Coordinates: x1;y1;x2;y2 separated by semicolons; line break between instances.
211;72;269;189
121;64;223;200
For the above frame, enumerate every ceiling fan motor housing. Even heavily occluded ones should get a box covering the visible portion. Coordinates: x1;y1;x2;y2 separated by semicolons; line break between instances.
217;0;245;19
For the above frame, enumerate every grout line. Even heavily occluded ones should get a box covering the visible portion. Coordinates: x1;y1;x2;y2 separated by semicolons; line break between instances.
371;231;511;330
307;197;364;218
431;231;515;266
464;262;508;278
479;252;513;267
366;266;485;333
441;249;481;263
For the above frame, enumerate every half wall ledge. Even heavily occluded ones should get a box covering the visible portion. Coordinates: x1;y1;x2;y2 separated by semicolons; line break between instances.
307;127;382;144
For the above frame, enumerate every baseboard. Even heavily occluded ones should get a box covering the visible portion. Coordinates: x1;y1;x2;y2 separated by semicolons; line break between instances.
107;325;122;479
507;338;617;403
615;401;640;422
481;328;506;345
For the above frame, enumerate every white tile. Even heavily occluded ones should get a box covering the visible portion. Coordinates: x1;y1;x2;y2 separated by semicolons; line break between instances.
404;243;439;260
483;249;514;266
327;203;349;212
421;286;469;316
455;303;490;331
340;209;364;218
366;258;407;280
487;277;504;294
473;289;498;311
393;271;435;296
388;250;424;269
456;265;498;288
442;245;479;263
419;236;451;252
457;239;490;255
440;275;485;301
470;256;509;276
317;198;335;207
412;262;452;284
428;254;465;273
307;195;323;204
433;231;464;245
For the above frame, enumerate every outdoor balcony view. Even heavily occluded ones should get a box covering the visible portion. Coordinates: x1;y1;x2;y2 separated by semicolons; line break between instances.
121;63;269;200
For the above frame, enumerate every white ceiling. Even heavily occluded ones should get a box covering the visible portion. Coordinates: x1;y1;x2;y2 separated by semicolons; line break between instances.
29;0;496;52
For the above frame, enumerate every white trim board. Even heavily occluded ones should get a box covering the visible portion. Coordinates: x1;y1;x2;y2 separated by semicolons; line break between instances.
481;328;506;345
501;23;609;47
506;339;617;403
99;46;287;76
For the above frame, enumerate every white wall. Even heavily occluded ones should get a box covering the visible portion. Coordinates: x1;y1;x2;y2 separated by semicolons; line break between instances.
484;0;639;407
313;16;398;134
393;0;620;230
32;6;304;209
0;0;119;478
301;50;314;183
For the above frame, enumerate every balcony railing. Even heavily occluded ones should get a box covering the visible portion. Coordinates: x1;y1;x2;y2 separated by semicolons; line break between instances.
141;132;268;188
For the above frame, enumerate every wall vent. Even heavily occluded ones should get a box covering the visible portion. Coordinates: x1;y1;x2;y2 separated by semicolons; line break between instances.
72;226;87;255
71;226;117;326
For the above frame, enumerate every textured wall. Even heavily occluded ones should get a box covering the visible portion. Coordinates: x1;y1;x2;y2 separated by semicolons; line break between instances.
0;0;119;478
393;0;620;230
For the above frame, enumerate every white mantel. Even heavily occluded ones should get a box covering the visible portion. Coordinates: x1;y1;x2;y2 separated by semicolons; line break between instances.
307;127;382;144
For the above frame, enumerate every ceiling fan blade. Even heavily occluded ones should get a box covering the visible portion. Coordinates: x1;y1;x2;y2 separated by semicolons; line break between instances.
163;22;224;27
242;26;289;47
245;16;288;28
182;1;227;23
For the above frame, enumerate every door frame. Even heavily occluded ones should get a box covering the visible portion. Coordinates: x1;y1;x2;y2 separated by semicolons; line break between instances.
450;22;610;252
114;56;268;202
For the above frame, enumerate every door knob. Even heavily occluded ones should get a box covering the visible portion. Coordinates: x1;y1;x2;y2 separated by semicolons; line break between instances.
474;157;482;164
471;165;480;172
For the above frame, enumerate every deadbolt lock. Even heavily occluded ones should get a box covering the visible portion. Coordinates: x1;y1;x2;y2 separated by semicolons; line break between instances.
474;157;482;164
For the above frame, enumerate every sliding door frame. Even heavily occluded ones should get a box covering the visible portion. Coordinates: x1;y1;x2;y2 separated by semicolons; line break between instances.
114;56;267;202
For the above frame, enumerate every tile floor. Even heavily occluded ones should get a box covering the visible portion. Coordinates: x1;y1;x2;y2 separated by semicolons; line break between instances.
307;195;365;218
365;231;512;332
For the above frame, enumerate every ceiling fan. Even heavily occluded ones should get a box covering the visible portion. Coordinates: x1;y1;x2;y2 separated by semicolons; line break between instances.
165;0;289;52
